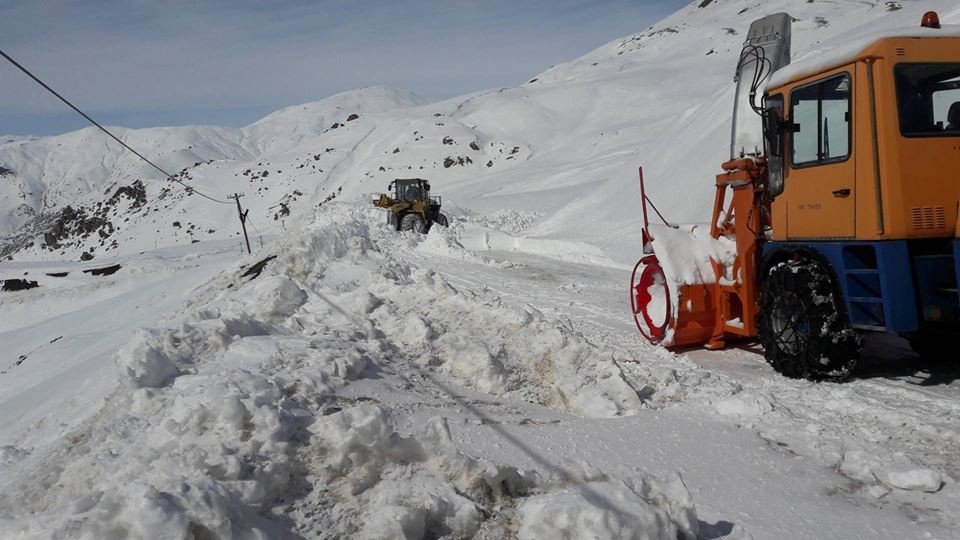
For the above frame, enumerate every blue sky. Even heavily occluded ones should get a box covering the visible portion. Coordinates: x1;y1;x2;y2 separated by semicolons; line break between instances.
1;0;688;136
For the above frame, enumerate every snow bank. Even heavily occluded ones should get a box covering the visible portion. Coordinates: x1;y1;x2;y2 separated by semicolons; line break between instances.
281;204;647;417
715;391;774;419
301;409;537;538
0;203;700;537
517;474;698;540
701;379;957;504
246;275;308;322
876;468;943;493
467;210;544;235
116;328;182;388
413;220;504;267
358;477;482;539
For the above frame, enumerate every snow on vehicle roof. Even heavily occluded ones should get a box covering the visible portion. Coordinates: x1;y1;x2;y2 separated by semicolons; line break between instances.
767;24;960;90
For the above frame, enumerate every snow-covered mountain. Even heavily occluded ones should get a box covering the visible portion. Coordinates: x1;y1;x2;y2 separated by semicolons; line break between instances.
0;87;428;257
4;0;958;264
0;135;36;147
3;1;960;538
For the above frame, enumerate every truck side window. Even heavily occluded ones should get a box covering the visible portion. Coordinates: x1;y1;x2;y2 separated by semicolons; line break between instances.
895;63;960;135
790;74;851;167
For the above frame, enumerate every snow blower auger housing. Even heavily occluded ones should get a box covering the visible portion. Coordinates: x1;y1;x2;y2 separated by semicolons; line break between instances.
632;11;960;380
373;178;449;233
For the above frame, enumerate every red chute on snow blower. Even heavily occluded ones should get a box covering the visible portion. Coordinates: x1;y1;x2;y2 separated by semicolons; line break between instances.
631;254;670;343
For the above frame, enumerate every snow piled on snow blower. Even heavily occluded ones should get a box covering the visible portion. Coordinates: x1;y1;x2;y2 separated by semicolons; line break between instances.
650;225;737;344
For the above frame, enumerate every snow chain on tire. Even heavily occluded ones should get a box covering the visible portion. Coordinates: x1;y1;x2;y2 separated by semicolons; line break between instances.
758;260;862;381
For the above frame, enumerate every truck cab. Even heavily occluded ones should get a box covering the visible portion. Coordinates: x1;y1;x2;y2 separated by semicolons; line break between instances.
761;15;960;355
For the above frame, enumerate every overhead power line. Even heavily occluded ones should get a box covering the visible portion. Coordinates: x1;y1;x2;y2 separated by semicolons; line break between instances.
246;213;265;249
0;48;231;205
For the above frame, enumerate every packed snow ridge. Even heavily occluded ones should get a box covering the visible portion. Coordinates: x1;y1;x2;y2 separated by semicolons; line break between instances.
0;206;707;538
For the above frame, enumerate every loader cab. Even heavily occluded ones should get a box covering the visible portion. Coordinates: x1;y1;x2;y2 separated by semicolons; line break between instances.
391;178;430;203
393;178;442;212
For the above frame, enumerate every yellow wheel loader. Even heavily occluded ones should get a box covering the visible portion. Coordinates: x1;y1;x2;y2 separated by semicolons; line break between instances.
373;178;449;233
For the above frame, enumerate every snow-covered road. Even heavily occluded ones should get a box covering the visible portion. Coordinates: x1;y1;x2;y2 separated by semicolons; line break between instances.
0;242;241;449
424;216;960;537
1;205;958;538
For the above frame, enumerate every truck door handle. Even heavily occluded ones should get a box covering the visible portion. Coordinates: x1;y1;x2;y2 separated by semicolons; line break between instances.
832;188;851;198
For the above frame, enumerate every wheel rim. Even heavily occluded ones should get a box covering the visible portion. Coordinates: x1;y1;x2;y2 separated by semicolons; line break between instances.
770;291;810;356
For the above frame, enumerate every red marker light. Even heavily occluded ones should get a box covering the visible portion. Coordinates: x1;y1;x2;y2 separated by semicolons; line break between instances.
921;11;941;29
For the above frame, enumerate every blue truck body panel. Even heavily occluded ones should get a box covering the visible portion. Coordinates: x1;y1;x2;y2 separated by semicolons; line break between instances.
763;240;960;334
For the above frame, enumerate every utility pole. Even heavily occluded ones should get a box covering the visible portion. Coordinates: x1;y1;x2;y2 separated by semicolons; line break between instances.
229;193;251;255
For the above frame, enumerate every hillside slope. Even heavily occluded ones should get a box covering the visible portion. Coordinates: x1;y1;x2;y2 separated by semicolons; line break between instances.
3;0;958;264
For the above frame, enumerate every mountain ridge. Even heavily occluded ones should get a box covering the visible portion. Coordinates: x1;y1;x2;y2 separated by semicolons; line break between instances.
2;0;956;263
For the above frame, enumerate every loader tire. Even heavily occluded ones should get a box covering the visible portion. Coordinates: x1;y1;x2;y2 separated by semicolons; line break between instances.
758;260;862;381
400;213;426;234
435;213;449;227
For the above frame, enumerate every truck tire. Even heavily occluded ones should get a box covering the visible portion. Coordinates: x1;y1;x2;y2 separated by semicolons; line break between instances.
399;213;426;233
435;213;449;227
758;260;862;381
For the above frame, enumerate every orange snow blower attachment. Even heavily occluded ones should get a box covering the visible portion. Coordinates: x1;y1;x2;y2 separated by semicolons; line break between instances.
631;252;718;347
631;160;770;349
631;166;719;347
631;12;789;350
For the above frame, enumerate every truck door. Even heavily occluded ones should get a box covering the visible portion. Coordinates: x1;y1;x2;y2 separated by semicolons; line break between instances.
787;72;856;239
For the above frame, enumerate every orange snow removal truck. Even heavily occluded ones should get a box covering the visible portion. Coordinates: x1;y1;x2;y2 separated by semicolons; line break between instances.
632;11;960;380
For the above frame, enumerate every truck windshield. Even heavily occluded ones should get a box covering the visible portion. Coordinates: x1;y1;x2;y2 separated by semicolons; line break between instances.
894;63;960;136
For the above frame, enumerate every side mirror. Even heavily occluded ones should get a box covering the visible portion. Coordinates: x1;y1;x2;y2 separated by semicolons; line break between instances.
763;108;784;157
763;107;787;198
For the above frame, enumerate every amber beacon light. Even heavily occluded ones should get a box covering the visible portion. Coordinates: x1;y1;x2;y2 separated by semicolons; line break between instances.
921;11;941;29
